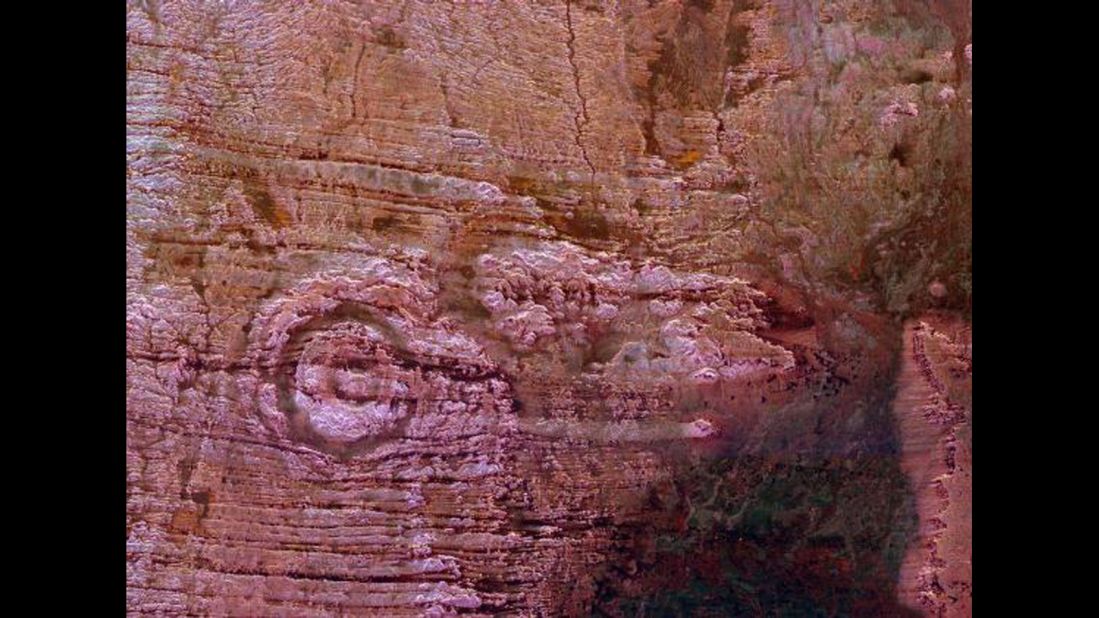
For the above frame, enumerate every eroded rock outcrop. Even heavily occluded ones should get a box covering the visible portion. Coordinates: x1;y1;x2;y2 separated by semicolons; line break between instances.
128;1;971;615
895;315;972;617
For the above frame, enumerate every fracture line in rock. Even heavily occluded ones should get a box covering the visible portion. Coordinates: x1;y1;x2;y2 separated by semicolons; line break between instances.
565;0;597;185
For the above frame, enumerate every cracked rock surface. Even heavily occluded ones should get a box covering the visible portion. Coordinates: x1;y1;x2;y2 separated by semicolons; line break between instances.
127;1;971;615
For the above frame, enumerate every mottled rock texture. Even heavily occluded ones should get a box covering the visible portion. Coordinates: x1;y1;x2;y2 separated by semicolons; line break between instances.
127;0;971;615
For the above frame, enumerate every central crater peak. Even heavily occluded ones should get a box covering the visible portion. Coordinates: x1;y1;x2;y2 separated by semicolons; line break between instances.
253;272;518;458
292;322;418;444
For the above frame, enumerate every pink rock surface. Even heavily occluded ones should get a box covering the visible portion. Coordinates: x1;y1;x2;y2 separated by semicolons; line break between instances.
128;1;970;614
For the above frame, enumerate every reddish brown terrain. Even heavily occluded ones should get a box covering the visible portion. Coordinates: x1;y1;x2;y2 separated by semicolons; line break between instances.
127;1;971;615
894;316;971;616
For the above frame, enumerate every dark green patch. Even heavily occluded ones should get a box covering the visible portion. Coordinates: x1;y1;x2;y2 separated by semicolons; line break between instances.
440;282;492;322
408;174;440;195
374;26;406;50
899;67;934;84
371;215;398;232
888;141;912;167
594;447;919;615
687;0;716;11
725;22;751;68
142;241;208;300
562;209;611;241
507;175;539;196
242;181;287;228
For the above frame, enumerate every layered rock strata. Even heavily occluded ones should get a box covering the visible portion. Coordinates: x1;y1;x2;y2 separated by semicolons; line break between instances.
128;0;971;615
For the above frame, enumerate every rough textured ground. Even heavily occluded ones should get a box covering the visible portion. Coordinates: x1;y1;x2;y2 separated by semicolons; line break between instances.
127;1;971;615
